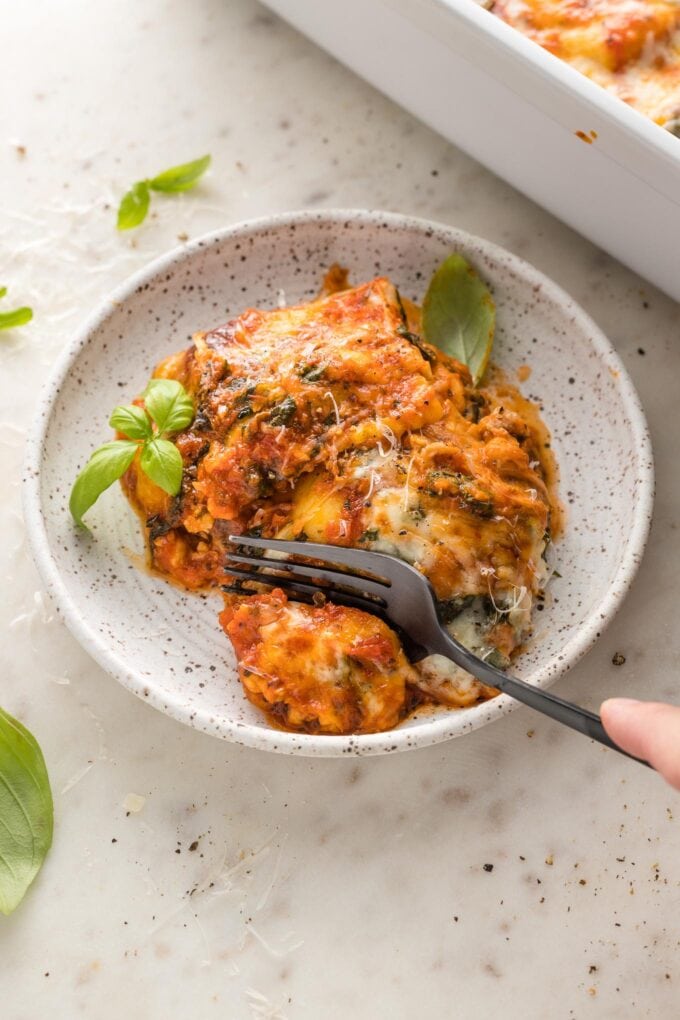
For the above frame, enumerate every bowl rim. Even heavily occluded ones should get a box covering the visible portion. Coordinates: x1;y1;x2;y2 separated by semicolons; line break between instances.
22;208;655;756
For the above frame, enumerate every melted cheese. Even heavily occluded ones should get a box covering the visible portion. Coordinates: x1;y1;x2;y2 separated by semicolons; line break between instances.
492;0;680;128
122;274;559;734
220;589;414;735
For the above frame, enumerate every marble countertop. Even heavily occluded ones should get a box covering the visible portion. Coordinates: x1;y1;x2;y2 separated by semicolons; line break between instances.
2;1;680;1016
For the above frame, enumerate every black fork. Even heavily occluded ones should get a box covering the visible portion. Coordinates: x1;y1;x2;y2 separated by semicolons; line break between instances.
226;535;648;767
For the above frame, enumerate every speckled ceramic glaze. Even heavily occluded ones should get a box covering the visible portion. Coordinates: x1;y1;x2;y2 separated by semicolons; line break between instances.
22;210;654;756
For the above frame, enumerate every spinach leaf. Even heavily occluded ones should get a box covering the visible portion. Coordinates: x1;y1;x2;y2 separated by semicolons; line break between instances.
268;396;297;426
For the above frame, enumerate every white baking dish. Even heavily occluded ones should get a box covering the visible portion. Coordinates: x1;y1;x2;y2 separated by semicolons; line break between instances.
262;0;680;302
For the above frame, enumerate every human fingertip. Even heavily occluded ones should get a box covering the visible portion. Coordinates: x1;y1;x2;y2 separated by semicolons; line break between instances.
601;698;641;721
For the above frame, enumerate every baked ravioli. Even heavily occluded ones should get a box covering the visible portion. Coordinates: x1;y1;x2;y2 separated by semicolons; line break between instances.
491;0;680;131
122;272;559;735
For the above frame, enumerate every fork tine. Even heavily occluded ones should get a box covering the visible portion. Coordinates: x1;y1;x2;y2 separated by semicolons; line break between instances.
229;534;399;583
223;567;323;602
223;566;386;615
224;562;387;607
227;550;390;600
225;544;433;660
224;565;330;602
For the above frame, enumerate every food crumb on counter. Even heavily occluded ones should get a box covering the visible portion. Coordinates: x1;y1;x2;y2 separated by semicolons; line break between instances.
483;863;494;872
123;792;146;814
612;652;626;666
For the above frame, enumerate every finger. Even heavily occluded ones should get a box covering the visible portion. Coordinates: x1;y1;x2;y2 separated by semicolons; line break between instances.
601;699;680;790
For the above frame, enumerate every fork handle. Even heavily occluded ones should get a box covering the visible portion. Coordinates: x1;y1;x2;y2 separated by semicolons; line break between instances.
430;630;650;768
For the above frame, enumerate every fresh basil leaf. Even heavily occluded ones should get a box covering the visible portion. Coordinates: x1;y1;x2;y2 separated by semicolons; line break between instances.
140;438;183;495
143;379;194;435
117;181;150;231
69;439;139;527
422;253;496;384
0;307;32;331
149;154;211;193
0;707;53;916
109;404;152;440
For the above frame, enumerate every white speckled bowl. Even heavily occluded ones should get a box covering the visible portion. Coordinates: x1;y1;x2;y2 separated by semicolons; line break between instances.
23;210;653;756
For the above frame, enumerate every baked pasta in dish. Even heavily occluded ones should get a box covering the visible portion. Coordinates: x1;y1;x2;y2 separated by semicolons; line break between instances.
122;270;559;735
490;0;680;131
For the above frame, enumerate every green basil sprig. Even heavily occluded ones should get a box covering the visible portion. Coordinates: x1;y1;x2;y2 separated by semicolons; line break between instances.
69;378;194;528
117;182;151;232
0;286;33;331
422;253;496;384
117;155;211;230
0;707;53;916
